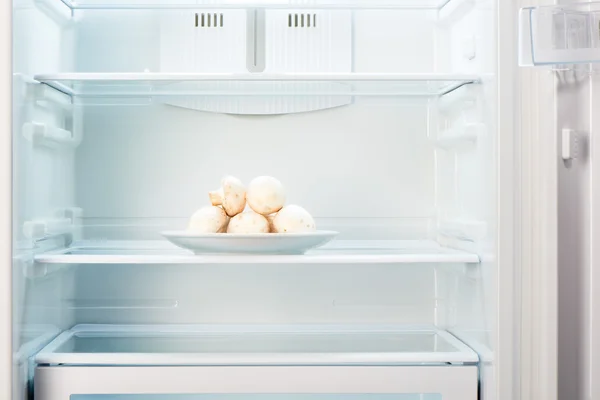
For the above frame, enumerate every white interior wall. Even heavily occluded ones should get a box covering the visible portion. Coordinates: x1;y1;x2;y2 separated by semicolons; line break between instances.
66;9;444;326
12;2;76;400
71;9;440;229
13;1;76;331
71;263;443;325
76;101;435;224
11;2;496;333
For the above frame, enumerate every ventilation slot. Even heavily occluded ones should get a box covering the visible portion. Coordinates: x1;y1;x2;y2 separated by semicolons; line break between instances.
196;13;224;28
288;13;317;28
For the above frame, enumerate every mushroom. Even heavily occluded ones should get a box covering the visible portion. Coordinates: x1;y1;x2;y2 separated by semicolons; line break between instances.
266;213;277;233
209;176;246;217
247;176;286;216
227;211;270;234
272;205;316;233
188;206;229;233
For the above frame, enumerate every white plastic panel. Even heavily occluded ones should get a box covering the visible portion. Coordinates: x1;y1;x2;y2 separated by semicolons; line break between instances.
54;0;455;9
62;8;448;75
158;9;353;113
35;324;478;365
35;365;478;400
160;10;248;73
264;10;351;73
70;395;443;400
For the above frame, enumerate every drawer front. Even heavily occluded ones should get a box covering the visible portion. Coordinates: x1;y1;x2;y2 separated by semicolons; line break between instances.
35;366;478;400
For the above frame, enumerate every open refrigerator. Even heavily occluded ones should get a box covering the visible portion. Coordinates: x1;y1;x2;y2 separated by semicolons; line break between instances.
5;0;596;399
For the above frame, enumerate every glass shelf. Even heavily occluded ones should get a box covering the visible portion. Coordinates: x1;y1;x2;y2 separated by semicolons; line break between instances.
35;324;479;365
520;2;600;66
58;0;453;10
34;73;479;98
33;240;481;265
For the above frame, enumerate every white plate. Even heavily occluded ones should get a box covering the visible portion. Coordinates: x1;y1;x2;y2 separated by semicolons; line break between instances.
161;231;339;255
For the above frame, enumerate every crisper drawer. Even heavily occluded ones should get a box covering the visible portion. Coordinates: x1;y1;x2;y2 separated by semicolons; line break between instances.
33;325;478;400
35;367;478;400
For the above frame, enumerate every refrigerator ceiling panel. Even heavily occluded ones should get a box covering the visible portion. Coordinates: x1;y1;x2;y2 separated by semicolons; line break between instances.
57;0;454;10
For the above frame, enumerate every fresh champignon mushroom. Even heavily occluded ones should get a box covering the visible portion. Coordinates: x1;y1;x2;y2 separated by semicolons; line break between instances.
266;213;277;233
208;176;246;217
227;211;270;234
272;205;316;233
247;176;286;216
188;206;229;233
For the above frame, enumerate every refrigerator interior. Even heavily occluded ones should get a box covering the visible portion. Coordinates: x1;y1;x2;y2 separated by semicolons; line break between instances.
12;0;498;399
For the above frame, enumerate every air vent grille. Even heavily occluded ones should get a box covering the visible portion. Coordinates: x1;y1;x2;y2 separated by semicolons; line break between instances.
288;13;317;28
195;13;224;28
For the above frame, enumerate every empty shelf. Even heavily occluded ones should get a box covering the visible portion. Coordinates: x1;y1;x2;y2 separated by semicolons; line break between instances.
34;240;480;265
35;324;479;365
58;0;454;10
520;2;600;66
34;73;479;97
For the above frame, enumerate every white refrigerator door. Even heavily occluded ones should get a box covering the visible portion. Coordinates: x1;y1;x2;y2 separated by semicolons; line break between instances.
516;0;600;399
0;0;11;399
514;1;558;400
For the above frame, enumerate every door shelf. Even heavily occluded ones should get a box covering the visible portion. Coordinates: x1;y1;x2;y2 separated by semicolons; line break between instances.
56;0;454;10
35;324;479;365
520;2;600;66
34;73;480;98
33;240;481;265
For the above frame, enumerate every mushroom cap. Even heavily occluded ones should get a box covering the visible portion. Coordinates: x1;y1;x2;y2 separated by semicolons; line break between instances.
227;211;270;234
272;205;316;233
188;206;229;233
247;176;286;216
209;176;246;217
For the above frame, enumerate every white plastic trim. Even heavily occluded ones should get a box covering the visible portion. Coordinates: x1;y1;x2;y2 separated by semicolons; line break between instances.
31;0;73;25
0;0;11;397
590;68;600;400
13;326;61;364
35;365;478;400
33;239;480;265
22;122;78;148
34;325;479;365
53;0;455;10
435;123;484;150
32;83;73;112
23;219;71;240
35;72;482;82
34;73;481;97
497;1;520;399
437;0;475;25
437;84;477;112
518;64;558;400
515;1;558;400
561;128;579;161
